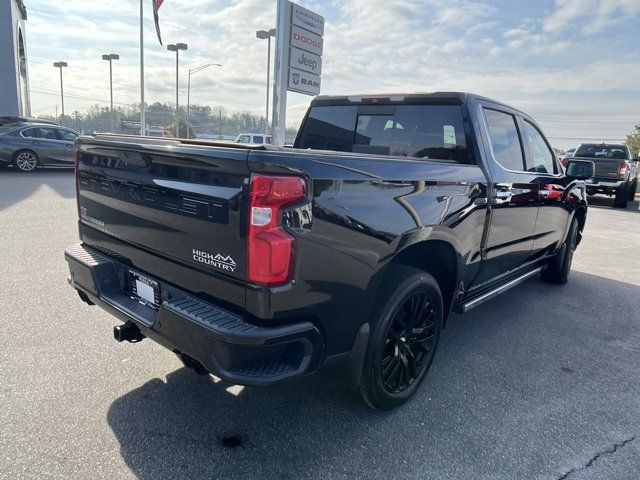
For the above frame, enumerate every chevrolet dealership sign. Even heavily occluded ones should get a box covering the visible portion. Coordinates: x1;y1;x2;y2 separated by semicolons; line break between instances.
287;2;323;95
272;1;325;145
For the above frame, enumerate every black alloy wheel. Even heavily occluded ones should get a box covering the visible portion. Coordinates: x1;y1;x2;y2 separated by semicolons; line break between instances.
381;292;437;393
358;266;443;410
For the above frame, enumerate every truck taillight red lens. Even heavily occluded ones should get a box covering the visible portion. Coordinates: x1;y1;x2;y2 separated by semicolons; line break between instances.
618;162;629;176
248;175;307;285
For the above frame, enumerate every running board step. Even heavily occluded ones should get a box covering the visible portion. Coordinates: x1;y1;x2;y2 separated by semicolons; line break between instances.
459;267;543;314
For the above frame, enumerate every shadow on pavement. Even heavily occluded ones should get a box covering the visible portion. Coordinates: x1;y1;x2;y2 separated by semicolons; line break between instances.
0;168;75;211
106;271;640;480
587;194;640;213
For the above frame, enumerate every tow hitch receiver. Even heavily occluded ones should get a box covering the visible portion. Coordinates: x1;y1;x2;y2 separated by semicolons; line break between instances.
114;322;145;343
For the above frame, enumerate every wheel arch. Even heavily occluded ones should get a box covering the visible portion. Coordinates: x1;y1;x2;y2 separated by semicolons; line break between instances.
572;205;587;246
387;239;460;326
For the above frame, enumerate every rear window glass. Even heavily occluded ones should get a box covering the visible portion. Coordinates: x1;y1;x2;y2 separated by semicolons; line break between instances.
296;104;474;164
0;124;19;133
574;145;629;159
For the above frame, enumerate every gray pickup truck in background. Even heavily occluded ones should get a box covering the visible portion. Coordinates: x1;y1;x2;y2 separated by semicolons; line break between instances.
572;144;639;208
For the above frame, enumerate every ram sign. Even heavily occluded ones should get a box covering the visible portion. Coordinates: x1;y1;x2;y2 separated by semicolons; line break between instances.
288;67;321;95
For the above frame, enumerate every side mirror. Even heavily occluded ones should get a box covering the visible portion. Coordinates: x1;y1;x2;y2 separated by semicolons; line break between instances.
565;159;595;180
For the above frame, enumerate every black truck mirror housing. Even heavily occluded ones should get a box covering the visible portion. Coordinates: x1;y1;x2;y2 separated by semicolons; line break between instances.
565;159;595;180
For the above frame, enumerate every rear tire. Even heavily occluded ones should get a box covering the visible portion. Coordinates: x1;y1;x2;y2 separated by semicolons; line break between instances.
628;181;637;201
614;184;629;208
542;218;578;285
358;266;443;410
13;150;39;172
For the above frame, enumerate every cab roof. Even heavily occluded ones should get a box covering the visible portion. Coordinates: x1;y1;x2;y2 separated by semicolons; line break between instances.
310;91;518;111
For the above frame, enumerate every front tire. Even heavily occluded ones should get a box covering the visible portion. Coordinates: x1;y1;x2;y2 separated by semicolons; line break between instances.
542;218;578;285
358;266;443;410
13;150;39;172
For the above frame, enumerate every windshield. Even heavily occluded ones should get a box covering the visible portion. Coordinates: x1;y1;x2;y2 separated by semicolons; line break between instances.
574;144;629;159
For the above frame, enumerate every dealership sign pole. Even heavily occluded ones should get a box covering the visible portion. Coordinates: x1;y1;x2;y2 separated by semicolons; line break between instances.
272;0;324;146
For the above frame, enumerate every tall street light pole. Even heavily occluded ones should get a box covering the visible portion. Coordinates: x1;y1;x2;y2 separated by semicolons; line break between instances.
139;0;145;136
102;54;120;132
256;29;276;137
53;61;68;120
187;63;222;139
167;43;188;137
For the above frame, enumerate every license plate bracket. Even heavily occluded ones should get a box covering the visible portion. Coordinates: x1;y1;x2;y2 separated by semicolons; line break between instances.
129;271;161;310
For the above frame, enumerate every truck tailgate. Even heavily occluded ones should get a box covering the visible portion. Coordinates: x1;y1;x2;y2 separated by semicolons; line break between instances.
588;157;624;180
76;138;250;300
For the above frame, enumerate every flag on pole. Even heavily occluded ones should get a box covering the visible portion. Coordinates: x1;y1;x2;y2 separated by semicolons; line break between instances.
153;0;164;45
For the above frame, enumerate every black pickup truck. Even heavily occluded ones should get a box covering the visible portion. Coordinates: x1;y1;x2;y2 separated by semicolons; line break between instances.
65;92;595;410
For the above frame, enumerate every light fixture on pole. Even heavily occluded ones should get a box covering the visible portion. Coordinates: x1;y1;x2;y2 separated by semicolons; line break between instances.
256;28;276;137
53;61;68;119
167;42;188;137
187;63;222;139
101;54;119;132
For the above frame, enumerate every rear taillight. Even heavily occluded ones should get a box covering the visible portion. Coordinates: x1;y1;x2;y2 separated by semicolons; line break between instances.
74;149;81;216
618;162;629;176
248;174;307;285
560;158;568;167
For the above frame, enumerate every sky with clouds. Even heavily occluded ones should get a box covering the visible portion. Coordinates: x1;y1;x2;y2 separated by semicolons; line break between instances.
23;0;640;149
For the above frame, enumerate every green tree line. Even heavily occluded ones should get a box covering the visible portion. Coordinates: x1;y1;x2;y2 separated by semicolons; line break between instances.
42;102;299;139
627;124;640;157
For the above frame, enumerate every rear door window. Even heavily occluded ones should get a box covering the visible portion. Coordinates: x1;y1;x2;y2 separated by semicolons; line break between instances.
38;128;59;140
522;120;557;174
483;109;525;171
21;127;42;138
296;104;474;164
253;135;264;144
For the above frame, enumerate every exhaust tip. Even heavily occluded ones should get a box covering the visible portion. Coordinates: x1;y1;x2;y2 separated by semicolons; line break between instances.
178;353;209;375
77;289;95;306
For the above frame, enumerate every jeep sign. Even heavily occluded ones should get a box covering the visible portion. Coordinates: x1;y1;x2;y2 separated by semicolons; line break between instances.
290;46;322;75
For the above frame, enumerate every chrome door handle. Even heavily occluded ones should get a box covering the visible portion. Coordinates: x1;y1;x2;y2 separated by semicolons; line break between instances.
494;187;512;200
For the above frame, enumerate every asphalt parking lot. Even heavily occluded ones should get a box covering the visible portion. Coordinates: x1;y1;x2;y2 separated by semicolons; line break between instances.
1;169;639;480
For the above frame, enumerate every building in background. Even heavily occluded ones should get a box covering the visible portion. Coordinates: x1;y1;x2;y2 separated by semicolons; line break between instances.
0;0;30;116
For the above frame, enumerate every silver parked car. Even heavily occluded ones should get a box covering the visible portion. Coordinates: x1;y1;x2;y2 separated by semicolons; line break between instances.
0;123;79;172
